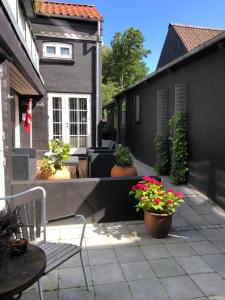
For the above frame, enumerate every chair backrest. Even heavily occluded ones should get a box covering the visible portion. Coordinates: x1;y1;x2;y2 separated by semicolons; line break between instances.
0;187;47;244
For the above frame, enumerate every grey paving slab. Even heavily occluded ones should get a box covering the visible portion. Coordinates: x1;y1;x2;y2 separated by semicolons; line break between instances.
115;246;146;262
105;223;130;235
197;229;225;241
160;275;204;299
21;291;58;300
136;233;162;246
127;223;148;234
166;242;197;257
85;236;113;249
191;273;225;296
94;282;133;300
179;230;207;242
211;240;225;252
121;260;155;281
87;248;117;265
90;263;125;284
189;241;222;255
58;287;95;300
177;256;213;274
33;270;58;292
59;250;89;268
160;232;186;244
178;203;199;216
208;296;225;300
59;266;92;289
150;258;185;277
141;244;172;260
129;278;170;300
172;216;192;229
202;214;225;226
202;254;225;272
184;215;210;227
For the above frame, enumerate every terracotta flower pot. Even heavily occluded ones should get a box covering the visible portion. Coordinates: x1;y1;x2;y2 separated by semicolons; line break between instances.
39;167;71;180
144;211;172;238
111;165;137;177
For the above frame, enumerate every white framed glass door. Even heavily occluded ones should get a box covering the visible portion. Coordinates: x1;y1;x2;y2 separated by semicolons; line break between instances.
48;93;91;151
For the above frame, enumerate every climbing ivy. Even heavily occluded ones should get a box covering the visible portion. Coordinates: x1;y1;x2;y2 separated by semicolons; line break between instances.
154;134;170;175
169;112;189;185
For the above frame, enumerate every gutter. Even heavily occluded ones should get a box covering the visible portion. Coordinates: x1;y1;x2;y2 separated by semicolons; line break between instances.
96;20;102;146
113;31;225;99
35;12;103;23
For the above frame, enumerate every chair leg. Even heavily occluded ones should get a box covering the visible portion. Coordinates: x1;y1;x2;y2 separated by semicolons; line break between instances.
80;251;88;290
37;279;44;300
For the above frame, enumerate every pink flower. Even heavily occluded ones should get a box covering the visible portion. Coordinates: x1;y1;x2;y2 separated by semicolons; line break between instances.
154;198;161;204
142;176;161;185
132;185;138;191
141;196;148;202
175;192;185;199
167;200;173;205
167;189;175;193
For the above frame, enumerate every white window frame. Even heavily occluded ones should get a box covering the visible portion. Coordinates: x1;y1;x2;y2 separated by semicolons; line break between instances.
48;93;91;151
43;42;73;59
134;95;141;123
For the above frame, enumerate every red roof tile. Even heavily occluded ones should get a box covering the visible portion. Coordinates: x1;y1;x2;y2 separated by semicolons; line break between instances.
36;1;102;21
171;23;225;51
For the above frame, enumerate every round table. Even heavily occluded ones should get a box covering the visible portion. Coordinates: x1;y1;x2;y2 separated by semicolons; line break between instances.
0;244;46;300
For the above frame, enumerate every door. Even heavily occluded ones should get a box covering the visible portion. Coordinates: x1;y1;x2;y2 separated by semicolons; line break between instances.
48;93;91;151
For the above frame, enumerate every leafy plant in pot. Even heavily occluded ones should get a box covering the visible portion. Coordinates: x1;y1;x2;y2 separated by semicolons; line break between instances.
130;176;185;238
111;145;137;177
40;139;71;180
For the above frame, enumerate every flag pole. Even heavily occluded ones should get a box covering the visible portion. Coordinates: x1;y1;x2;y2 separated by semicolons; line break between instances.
30;99;32;148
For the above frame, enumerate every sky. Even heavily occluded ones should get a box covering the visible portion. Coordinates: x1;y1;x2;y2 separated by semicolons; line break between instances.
59;0;225;73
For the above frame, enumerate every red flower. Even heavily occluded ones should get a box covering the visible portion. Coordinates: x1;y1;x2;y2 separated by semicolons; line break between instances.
132;185;138;191
154;198;161;204
167;200;173;205
167;189;175;193
143;176;161;185
175;192;185;199
141;196;147;202
135;183;148;190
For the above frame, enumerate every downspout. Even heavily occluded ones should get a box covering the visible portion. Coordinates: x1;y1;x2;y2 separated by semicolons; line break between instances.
96;20;101;146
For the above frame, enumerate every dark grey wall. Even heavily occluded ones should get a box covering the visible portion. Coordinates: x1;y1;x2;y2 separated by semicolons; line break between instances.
157;25;187;69
112;41;225;208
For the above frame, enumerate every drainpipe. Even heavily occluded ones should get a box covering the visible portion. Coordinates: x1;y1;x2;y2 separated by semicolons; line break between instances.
96;21;101;146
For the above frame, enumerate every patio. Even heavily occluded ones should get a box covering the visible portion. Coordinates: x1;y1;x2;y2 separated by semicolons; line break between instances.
20;161;225;300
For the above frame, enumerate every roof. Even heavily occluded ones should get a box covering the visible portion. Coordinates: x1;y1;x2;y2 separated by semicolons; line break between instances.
170;23;225;51
35;1;103;21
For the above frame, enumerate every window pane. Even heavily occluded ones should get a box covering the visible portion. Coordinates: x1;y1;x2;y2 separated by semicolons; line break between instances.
70;111;78;123
70;136;78;147
80;111;87;123
46;46;56;54
61;47;70;55
70;124;78;135
53;111;62;122
79;136;87;147
53;98;62;109
69;98;77;110
80;124;87;135
79;98;87;110
53;123;62;136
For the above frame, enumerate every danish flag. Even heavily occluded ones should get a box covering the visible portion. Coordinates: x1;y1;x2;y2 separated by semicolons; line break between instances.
24;98;32;134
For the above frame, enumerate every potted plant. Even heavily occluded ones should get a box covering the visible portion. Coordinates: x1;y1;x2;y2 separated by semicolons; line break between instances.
39;139;71;180
111;145;137;177
130;176;185;238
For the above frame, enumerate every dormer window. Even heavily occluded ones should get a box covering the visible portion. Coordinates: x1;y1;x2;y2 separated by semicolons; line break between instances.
43;42;73;59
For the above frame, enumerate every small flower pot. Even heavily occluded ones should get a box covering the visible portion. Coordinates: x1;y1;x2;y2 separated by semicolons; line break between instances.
39;167;71;180
144;211;172;238
9;238;28;256
111;165;137;177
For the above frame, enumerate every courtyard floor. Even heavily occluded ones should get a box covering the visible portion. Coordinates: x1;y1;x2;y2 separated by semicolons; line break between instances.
21;159;225;300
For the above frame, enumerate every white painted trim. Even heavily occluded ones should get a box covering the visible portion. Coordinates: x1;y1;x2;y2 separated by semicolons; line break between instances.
43;42;73;59
0;65;6;207
15;95;20;148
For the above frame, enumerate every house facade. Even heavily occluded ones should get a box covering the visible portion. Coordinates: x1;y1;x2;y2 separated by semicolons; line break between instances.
0;0;102;201
104;24;225;208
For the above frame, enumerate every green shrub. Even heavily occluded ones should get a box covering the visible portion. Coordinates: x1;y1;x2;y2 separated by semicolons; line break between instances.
155;134;170;175
115;145;133;167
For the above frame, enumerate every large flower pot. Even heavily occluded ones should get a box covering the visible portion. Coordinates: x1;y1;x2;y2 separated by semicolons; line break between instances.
39;167;71;180
111;165;137;177
144;211;172;238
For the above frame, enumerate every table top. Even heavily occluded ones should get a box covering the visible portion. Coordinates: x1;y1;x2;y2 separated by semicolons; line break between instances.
0;244;46;299
63;156;79;165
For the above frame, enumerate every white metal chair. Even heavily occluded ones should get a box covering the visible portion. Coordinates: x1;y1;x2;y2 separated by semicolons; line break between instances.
0;186;88;300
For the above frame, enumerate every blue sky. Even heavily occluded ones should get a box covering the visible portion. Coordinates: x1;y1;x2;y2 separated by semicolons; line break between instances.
59;0;225;73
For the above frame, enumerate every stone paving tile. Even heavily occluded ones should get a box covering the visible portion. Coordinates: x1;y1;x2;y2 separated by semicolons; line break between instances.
34;269;59;292
177;256;213;274
59;250;89;268
202;214;225;226
141;244;172;260
109;234;139;247
208;296;225;300
59;266;92;289
121;260;155;281
172;216;192;229
178;230;207;242
85;236;113;249
115;246;145;262
211;240;225;252
58;287;95;300
178;203;199;217
94;282;133;300
136;233;162;246
191;273;225;296
21;291;58;300
87;248;117;265
105;223;130;235
189;241;222;255
150;258;185;277
160;275;204;299
197;229;225;241
184;215;210;227
202;254;225;273
127;223;148;234
90;263;125;285
160;231;186;244
166;242;197;257
129;278;170;300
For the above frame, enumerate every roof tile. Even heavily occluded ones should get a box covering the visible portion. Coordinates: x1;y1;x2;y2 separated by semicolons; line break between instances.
36;1;102;21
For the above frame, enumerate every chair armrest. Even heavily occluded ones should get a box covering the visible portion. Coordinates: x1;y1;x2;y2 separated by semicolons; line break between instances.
74;214;86;248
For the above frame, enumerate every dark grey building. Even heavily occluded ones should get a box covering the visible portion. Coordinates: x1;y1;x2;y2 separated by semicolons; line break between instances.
105;24;225;208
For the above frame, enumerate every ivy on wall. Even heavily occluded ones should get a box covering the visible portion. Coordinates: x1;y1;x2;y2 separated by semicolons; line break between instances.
169;112;189;185
154;134;170;175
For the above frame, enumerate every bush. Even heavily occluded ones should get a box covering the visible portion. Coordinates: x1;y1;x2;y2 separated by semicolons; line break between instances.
115;145;133;167
155;134;170;175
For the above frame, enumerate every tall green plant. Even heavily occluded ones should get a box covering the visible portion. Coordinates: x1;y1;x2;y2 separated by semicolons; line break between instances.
155;134;170;175
169;112;189;185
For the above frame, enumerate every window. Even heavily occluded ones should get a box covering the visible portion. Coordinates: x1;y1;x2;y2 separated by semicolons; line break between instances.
134;95;141;123
43;42;73;59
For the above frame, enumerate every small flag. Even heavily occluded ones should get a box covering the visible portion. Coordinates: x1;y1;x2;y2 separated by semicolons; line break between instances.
24;98;32;134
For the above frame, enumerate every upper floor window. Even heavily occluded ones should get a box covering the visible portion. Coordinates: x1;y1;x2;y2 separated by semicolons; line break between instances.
43;42;73;59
